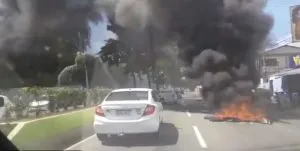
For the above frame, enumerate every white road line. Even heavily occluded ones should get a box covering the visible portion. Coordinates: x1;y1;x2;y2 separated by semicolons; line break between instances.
7;122;25;140
192;125;208;148
26;107;93;124
0;108;92;125
64;134;96;150
186;111;191;118
3;107;94;142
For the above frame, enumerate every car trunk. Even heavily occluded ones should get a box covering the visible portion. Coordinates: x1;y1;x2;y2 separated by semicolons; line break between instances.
101;101;149;120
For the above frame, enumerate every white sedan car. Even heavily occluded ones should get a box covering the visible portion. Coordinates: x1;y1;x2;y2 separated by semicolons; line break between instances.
93;88;163;141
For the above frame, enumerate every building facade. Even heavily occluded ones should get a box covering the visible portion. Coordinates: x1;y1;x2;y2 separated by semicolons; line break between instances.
259;42;300;79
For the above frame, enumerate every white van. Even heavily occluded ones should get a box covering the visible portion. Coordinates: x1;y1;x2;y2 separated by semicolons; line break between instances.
268;73;300;109
0;95;14;120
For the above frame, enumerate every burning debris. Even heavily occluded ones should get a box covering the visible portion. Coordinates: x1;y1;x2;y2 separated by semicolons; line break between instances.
204;96;272;124
204;115;272;125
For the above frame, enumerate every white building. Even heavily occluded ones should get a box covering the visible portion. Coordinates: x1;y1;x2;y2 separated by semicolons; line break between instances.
259;39;300;78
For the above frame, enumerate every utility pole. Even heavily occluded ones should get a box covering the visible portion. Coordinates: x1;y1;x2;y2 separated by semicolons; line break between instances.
148;25;156;89
78;32;89;89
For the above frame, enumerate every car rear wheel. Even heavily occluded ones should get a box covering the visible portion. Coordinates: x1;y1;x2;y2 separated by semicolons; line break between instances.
96;134;108;141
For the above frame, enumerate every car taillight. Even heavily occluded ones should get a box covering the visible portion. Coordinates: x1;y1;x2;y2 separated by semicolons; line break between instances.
95;106;105;117
143;104;156;116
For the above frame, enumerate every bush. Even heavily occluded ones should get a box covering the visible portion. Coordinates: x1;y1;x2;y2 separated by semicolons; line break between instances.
0;87;111;119
22;87;111;112
88;87;111;105
43;87;87;111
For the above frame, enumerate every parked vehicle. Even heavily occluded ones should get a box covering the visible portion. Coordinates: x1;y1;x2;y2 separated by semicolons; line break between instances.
159;89;179;104
0;95;14;120
93;88;163;141
269;73;300;109
28;95;49;113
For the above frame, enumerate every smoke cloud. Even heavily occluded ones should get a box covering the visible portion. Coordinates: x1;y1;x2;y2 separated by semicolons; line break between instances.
104;0;273;108
0;0;273;107
0;0;101;54
0;0;103;87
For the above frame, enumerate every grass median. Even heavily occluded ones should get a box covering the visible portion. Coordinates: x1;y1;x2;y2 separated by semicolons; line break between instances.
12;108;94;147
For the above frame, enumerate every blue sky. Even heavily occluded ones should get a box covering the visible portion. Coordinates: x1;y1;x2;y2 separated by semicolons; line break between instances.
88;13;116;54
88;0;300;53
265;0;300;39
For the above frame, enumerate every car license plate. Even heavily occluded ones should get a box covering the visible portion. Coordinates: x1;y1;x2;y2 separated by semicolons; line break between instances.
116;110;130;116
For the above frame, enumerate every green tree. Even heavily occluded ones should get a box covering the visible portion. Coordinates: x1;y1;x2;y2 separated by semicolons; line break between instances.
103;17;163;88
99;38;150;87
57;52;96;87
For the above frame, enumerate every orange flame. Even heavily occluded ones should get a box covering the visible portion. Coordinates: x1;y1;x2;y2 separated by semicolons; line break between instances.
215;97;265;122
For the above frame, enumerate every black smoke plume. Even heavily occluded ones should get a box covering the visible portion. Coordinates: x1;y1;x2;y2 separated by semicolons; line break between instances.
103;0;273;108
0;0;273;107
0;0;102;87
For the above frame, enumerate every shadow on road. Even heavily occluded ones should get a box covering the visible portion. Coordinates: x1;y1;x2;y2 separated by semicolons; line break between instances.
102;123;178;147
266;105;300;124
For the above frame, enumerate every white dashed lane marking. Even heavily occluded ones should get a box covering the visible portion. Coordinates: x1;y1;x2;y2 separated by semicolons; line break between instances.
193;125;208;148
186;111;191;118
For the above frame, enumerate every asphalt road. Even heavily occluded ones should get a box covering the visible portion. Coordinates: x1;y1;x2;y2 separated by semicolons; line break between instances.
65;96;300;151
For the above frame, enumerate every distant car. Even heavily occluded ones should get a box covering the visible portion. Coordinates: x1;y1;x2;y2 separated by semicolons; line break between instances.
159;90;179;104
93;88;163;141
28;95;49;114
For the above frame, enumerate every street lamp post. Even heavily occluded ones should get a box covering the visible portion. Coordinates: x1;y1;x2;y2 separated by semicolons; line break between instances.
78;32;89;89
148;25;156;89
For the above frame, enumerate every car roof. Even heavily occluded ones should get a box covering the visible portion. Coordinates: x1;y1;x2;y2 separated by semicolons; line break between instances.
111;88;152;92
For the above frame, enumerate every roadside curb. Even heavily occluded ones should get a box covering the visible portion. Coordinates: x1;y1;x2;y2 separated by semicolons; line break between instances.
5;107;94;140
7;122;25;140
0;107;94;125
25;107;94;124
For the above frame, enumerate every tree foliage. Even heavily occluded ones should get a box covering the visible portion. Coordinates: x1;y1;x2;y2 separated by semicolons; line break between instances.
57;52;96;87
99;37;151;87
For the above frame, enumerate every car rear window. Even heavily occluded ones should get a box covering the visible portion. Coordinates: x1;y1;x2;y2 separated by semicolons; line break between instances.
105;91;149;101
